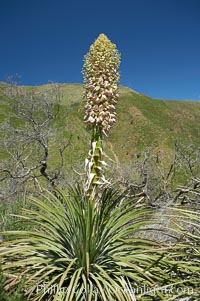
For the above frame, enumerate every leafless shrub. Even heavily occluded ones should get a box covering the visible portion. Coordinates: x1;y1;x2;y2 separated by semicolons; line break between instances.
0;78;71;202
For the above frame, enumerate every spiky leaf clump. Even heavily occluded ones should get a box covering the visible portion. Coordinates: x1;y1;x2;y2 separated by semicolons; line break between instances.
0;188;198;300
83;33;120;136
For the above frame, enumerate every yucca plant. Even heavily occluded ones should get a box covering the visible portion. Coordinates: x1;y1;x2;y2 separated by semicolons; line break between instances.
1;33;199;301
1;187;198;301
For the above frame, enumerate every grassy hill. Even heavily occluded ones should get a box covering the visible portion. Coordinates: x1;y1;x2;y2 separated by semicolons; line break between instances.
0;83;200;169
49;84;200;167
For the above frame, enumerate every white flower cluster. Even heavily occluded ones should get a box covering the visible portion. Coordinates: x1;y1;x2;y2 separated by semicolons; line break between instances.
83;34;120;135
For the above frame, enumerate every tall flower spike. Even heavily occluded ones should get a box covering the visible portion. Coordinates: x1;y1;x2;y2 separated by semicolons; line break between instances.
83;33;120;136
83;34;120;195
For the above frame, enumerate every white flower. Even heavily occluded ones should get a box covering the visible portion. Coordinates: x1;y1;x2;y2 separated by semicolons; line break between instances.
88;116;95;123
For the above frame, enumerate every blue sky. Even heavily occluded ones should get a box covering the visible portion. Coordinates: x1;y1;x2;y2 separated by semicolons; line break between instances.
1;0;200;100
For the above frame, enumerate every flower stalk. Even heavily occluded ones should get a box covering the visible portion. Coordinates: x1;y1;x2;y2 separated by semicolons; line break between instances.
83;34;120;195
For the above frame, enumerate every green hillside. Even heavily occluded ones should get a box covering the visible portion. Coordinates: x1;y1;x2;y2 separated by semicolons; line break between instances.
0;83;200;168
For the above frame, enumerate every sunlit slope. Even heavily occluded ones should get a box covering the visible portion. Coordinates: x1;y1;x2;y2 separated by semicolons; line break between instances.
0;83;199;166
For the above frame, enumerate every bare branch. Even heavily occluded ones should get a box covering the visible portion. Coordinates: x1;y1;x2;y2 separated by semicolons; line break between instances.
0;82;70;201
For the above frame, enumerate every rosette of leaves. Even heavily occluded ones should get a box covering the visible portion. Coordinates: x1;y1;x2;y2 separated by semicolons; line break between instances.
0;188;198;301
82;34;120;193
